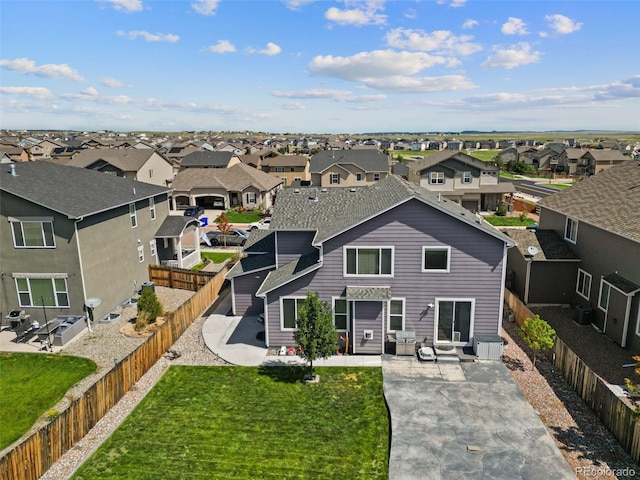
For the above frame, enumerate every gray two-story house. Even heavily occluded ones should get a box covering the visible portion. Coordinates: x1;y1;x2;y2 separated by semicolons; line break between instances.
534;161;640;351
226;175;514;354
0;162;171;325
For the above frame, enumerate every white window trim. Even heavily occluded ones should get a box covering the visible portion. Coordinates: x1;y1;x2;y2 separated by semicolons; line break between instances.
332;297;349;332
246;192;257;204
422;246;451;273
373;173;380;181
10;219;56;248
280;296;305;331
430;171;444;185
433;297;475;345
330;173;340;185
343;246;395;277
149;240;156;257
130;204;137;229
15;276;70;308
598;280;611;313
564;217;578;244
149;197;156;221
461;171;472;184
387;298;405;333
576;268;592;300
356;172;363;181
138;245;144;263
635;305;640;338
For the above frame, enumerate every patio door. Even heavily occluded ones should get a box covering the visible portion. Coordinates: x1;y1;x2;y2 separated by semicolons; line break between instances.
435;299;474;344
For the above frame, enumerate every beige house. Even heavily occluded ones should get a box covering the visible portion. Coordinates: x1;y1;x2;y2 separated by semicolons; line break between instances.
309;150;391;187
67;149;174;187
261;155;310;186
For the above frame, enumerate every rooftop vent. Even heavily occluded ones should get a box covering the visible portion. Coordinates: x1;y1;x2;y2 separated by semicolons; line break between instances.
350;188;357;193
321;188;328;193
10;164;17;177
293;189;300;193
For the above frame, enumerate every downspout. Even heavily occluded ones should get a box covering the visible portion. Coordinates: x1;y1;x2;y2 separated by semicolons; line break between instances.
524;257;532;305
498;243;508;333
74;218;92;332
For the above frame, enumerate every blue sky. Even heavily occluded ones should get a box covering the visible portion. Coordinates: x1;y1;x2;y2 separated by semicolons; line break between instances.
1;0;638;133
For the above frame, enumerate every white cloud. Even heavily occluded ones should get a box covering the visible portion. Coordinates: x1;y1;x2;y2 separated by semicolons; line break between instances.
103;0;143;12
325;1;387;26
101;77;124;88
502;17;528;36
362;75;476;93
208;40;236;54
116;30;179;42
281;101;306;110
259;42;282;56
284;0;315;11
481;43;541;69
0;57;84;82
81;87;99;96
191;0;220;16
385;28;482;56
271;88;386;103
462;19;478;29
0;86;54;100
437;0;466;8
544;14;583;35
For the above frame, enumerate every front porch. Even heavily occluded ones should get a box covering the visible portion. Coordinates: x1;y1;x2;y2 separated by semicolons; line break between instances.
155;216;202;269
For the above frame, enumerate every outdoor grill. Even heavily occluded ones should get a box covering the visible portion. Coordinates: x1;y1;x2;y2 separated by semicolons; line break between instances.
395;330;416;356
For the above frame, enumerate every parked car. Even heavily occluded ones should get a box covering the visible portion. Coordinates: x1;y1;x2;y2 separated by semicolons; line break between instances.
248;217;271;231
202;228;248;246
184;205;205;218
526;222;539;230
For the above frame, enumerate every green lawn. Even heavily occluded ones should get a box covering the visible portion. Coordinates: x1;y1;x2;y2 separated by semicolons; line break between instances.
201;252;237;263
0;352;96;449
468;150;499;162
224;212;262;223
73;366;389;480
484;216;537;227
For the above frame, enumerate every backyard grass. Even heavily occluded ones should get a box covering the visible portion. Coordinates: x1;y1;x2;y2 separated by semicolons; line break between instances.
72;366;389;480
201;252;237;263
484;216;537;227
0;352;96;449
468;150;499;162
224;212;262;223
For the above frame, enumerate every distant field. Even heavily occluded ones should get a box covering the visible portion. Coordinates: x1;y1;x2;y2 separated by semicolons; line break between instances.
393;149;498;163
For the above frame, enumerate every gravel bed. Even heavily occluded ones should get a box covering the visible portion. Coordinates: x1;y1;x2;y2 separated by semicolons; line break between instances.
502;319;639;479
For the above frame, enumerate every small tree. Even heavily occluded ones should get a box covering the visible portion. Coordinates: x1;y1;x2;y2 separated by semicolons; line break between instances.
215;211;232;247
137;287;163;323
519;314;556;370
294;291;338;381
624;356;640;417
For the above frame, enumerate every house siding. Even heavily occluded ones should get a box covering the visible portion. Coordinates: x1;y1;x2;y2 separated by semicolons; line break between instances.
264;199;506;349
539;206;640;350
233;270;271;316
276;231;316;267
529;262;577;305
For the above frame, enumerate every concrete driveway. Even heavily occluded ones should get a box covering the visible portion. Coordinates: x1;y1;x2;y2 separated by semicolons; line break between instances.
383;357;575;480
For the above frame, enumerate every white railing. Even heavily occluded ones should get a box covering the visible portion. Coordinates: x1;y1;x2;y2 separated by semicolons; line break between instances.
181;250;201;269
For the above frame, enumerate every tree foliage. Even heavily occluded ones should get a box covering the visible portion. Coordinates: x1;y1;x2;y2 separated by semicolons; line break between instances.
215;211;232;247
137;287;163;323
293;292;338;378
519;314;556;370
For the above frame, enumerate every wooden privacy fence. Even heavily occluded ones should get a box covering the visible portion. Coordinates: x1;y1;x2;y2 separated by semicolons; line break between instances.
0;266;228;480
149;264;218;291
504;289;640;463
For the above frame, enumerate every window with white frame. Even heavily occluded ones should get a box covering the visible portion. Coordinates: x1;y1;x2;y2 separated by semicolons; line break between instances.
149;197;156;220
281;297;304;330
388;299;405;332
422;246;451;272
565;217;578;243
274;167;285;173
461;171;472;184
330;173;340;185
15;276;69;308
356;172;363;181
373;173;380;181
429;171;445;184
10;220;55;248
138;245;144;263
576;268;592;300
345;247;393;276
149;168;154;178
129;204;137;228
598;281;611;312
149;240;156;257
246;192;257;204
333;298;348;331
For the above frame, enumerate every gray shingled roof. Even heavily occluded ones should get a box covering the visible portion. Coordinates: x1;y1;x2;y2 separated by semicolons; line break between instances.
502;228;581;261
256;251;320;296
172;163;282;192
603;273;640;295
155;216;199;238
181;151;233;167
67;148;166;171
226;231;276;278
310;149;390;173
270;175;514;246
407;151;493;174
261;155;308;167
537;161;640;243
0;161;170;219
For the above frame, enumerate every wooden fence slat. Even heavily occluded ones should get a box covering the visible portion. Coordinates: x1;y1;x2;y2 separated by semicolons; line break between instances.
0;266;228;480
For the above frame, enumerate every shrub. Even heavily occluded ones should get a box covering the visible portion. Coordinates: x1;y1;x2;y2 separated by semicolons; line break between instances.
137;288;163;323
46;409;60;422
496;205;507;216
135;310;151;332
519;210;529;222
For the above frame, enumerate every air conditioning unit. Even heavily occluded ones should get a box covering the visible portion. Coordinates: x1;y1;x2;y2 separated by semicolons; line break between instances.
363;330;374;340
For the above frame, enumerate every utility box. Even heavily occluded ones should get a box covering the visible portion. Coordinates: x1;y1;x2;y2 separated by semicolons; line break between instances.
473;334;504;360
574;305;592;325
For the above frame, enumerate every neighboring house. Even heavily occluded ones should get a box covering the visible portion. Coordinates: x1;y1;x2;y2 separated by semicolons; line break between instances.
238;149;279;169
529;161;640;350
26;139;64;160
0;146;29;163
67;149;174;187
533;143;566;172
226;175;515;354
154;216;202;269
407;151;515;212
581;149;630;174
309;150;391;187
171;163;282;211
180;151;241;170
0;162;171;324
261;155;310;186
560;148;589;175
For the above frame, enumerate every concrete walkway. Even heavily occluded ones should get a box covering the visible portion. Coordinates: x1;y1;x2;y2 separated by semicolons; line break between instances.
383;356;575;480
